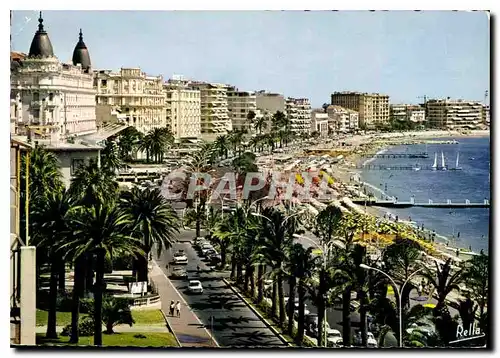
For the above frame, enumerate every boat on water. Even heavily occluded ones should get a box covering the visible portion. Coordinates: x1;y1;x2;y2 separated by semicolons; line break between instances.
449;152;462;171
441;152;447;171
431;153;438;171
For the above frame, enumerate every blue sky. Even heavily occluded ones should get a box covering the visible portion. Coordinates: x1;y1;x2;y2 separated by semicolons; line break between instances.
11;10;490;107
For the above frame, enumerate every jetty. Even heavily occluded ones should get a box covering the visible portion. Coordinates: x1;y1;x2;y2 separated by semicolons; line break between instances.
351;198;490;209
358;164;458;171
359;152;429;159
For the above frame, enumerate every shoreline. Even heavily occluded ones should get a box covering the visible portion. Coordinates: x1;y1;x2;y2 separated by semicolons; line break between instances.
329;133;487;259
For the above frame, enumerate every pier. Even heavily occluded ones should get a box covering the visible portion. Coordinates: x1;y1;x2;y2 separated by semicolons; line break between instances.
359;152;429;159
351;198;490;209
358;164;458;171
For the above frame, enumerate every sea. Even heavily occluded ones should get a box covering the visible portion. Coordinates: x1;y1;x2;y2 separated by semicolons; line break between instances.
360;136;490;253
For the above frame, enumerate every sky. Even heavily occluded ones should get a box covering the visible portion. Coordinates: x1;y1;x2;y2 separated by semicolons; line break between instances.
11;10;490;108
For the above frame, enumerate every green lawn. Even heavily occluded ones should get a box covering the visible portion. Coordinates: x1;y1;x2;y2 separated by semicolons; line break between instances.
36;309;164;327
36;310;79;327
132;310;165;325
36;332;178;347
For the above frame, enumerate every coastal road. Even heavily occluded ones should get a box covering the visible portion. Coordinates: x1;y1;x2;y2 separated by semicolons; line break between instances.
155;230;286;348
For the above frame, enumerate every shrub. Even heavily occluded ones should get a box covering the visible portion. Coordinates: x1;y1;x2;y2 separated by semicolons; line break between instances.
88;295;134;334
61;317;95;337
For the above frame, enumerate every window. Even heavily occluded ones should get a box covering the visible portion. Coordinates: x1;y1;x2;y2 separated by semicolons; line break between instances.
101;79;107;87
71;158;85;176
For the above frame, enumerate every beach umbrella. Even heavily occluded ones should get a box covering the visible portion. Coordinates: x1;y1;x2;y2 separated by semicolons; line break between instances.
387;285;394;295
423;303;436;309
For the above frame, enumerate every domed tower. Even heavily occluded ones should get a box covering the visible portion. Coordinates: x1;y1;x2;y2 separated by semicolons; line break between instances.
72;29;91;71
28;12;55;58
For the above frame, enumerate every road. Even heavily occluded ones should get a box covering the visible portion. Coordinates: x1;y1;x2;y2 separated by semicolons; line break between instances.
154;230;286;348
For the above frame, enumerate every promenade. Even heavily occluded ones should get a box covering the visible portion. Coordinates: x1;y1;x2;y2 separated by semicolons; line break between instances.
149;260;217;347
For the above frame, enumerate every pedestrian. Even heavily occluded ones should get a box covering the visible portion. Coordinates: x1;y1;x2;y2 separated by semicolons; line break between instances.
166;263;169;271
418;284;423;296
457;232;460;238
169;300;175;316
175;301;181;317
456;248;460;257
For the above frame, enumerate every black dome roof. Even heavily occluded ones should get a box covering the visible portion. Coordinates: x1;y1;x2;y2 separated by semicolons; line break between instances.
28;12;55;58
72;29;91;71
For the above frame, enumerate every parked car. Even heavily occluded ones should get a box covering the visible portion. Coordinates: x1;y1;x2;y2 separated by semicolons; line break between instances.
201;243;215;256
188;280;203;294
354;331;378;347
173;250;188;265
170;267;188;280
204;248;218;258
207;253;222;266
327;329;343;347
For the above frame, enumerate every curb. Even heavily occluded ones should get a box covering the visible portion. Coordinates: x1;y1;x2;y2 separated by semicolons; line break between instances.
159;308;182;347
222;278;292;347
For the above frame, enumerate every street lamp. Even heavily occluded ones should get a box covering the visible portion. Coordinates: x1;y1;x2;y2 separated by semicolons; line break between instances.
359;264;425;347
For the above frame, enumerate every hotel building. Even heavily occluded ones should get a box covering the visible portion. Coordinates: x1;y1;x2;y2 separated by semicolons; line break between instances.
189;82;231;141
227;87;257;133
164;76;201;140
326;105;360;133
330;91;389;129
94;68;166;133
285;97;311;134
425;98;483;129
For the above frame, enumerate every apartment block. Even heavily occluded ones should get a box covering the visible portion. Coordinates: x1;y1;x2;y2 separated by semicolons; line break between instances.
311;110;329;137
227;87;257;133
482;105;490;126
255;91;286;132
326;105;360;133
286;97;311;134
425;98;483;129
331;91;389;129
390;104;426;123
94;68;166;133
189;82;231;141
164;76;201;140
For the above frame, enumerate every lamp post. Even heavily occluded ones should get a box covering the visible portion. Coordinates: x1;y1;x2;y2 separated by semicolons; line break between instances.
359;264;425;347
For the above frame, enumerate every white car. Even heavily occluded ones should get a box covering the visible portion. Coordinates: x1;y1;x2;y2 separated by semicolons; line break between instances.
327;329;343;347
201;243;214;256
173;251;188;264
188;280;203;294
366;332;378;348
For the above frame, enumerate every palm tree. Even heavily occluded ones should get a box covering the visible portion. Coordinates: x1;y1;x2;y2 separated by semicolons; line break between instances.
463;253;488;331
120;187;180;282
258;207;296;326
253;115;267;135
69;160;118;207
61;200;144;346
31;189;77;339
383;237;423;308
117;126;143;162
422;258;464;311
101;140;122;173
214;135;230;159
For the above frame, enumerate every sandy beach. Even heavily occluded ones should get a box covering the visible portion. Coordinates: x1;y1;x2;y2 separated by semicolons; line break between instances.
262;129;490;261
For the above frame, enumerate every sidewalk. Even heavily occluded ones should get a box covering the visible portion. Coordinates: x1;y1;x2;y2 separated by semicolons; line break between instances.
150;260;218;347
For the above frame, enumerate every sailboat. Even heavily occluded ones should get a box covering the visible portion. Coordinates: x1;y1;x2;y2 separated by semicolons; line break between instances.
441;151;447;171
450;152;462;171
431;153;438;171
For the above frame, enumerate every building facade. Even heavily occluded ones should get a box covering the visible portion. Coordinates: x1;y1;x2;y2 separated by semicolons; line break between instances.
390;104;426;124
425;99;483;129
189;82;231;141
227;87;257;133
330;91;389;129
326;105;360;133
285;97;311;134
311;111;329;137
94;68;166;133
256;91;286;132
164;77;201;140
482;105;490;126
10;15;97;142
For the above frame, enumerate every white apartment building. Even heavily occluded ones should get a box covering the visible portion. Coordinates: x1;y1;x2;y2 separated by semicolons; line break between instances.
286;97;311;134
482;105;490;126
164;77;201;140
326;105;359;133
390;104;426;123
94;68;166;133
10;16;97;142
227;87;257;133
311;111;329;137
426;98;483;129
189;82;231;141
331;91;389;129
